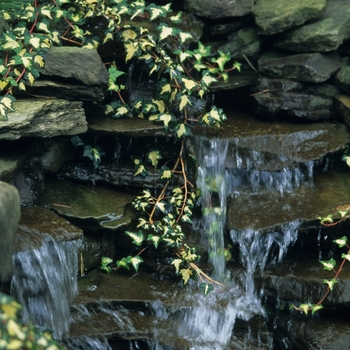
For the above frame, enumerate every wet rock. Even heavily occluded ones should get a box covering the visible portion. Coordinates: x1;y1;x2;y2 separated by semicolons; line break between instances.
227;166;350;234
216;27;263;60
208;71;260;92
253;0;326;35
209;16;252;36
251;77;340;120
28;79;106;102
40;178;135;231
39;46;108;86
0;182;20;282
274;314;350;350
333;57;350;94
184;0;254;19
87;113;165;138
39;138;75;174
58;162;163;189
81;236;117;271
274;0;350;52
258;51;342;83
11;158;45;207
16;206;83;252
334;94;350;127
193;110;350;171
0;99;87;140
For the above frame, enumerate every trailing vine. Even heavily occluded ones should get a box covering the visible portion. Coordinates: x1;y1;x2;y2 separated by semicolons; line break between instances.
1;0;241;294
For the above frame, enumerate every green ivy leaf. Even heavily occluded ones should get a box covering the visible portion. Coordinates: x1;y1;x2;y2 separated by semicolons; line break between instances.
320;258;336;271
125;230;144;246
116;257;130;270
333;236;348;247
147;234;161;249
199;283;214;296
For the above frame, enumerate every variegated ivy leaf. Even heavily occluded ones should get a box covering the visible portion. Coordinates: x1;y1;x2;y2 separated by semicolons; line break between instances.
333;236;348;248
49;31;60;44
124;42;139;61
152;99;165;113
21;56;32;68
193;62;207;71
148;150;161;167
175;123;190;139
320;258;336;271
179;95;192;111
125;230;144;246
18;82;26;91
40;6;53;19
114;105;130;118
202;74;217;87
212;50;231;71
299;304;310;315
156;201;166;213
117;257;130;270
160;83;172;95
311;304;323;315
342;253;350;262
171;259;183;273
133;164;147;177
200;283;214;296
147;234;161;249
170;11;182;23
194;41;211;58
147;5;166;20
0;80;8;91
159;113;173;127
29;37;41;48
181;214;192;224
342;155;350;167
38;21;50;33
158;24;175;41
180;268;192;285
323;278;338;291
1;96;15;111
3;34;21;50
179;31;193;43
177;51;192;63
182;78;197;92
160;167;172;180
121;29;138;41
131;8;145;21
233;61;242;72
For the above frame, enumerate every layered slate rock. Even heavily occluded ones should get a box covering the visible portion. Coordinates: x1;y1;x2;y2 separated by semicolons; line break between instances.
227;166;350;234
39;47;108;86
16;206;83;252
193;110;350;171
253;0;326;35
274;0;350;52
40;179;135;231
184;0;254;19
334;94;350;127
333;57;350;94
0;182;20;282
0;99;87;140
258;51;342;83
251;78;340;120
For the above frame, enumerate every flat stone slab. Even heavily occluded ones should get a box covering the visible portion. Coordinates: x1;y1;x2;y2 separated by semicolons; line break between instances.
16;206;83;251
40;179;135;231
193;110;350;171
258;52;341;83
274;0;350;52
253;0;326;35
87;114;165;138
0;99;87;140
227;166;350;233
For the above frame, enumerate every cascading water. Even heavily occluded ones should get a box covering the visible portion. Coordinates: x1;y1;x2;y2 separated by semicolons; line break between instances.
11;237;81;339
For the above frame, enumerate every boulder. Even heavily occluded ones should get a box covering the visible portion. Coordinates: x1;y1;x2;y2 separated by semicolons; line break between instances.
0;99;87;140
253;0;326;35
274;0;350;52
334;94;350;127
258;51;342;83
0;181;20;282
184;0;254;19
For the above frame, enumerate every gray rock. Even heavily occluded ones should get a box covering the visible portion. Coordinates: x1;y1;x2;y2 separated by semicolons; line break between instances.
16;206;83;252
0;181;20;282
193;110;350;171
333;57;350;94
334;94;350;127
28;79;106;102
251;77;340;120
40;179;135;231
0;99;87;140
253;0;326;35
209;17;253;36
258;51;342;83
184;0;254;19
274;0;350;52
209;71;260;92
39;138;75;173
217;27;263;60
39;47;108;86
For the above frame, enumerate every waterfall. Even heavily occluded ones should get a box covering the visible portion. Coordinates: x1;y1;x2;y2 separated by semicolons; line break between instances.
11;237;81;339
